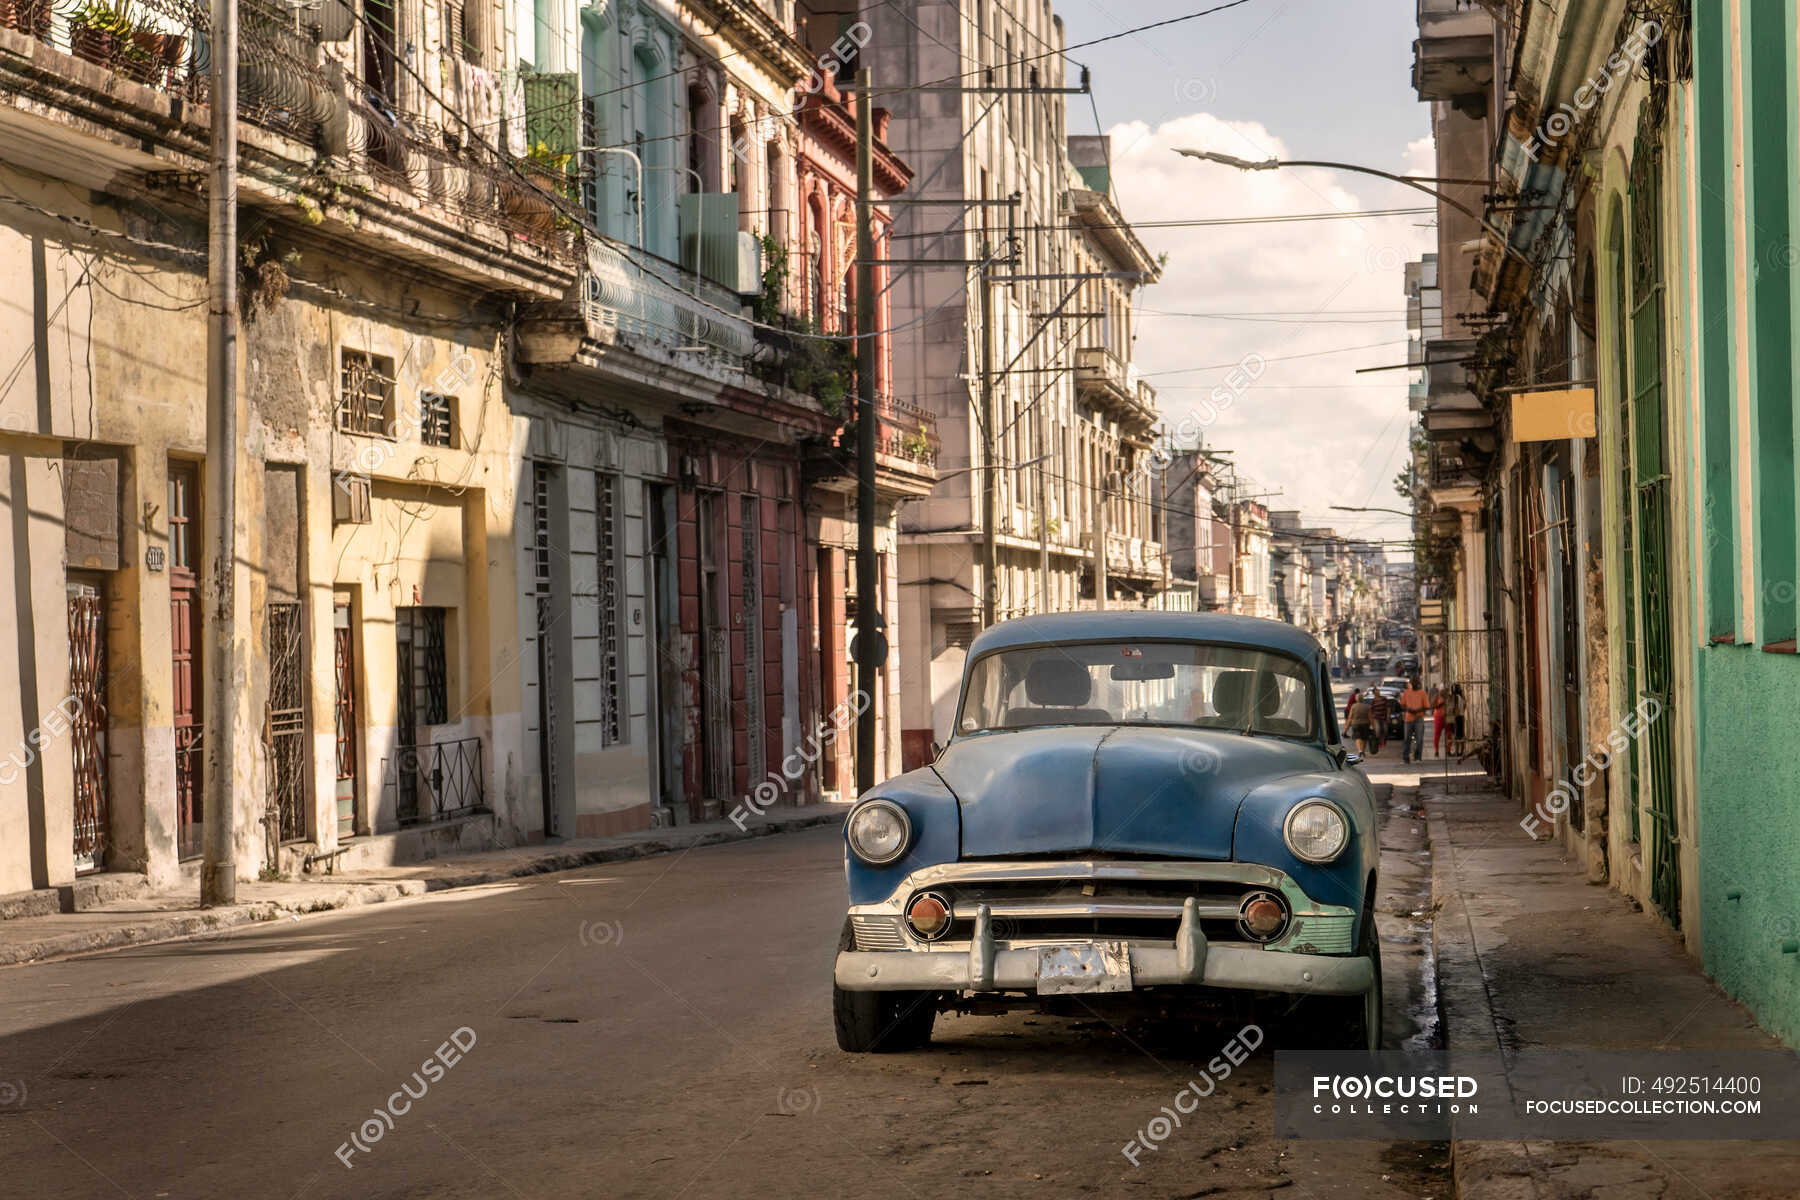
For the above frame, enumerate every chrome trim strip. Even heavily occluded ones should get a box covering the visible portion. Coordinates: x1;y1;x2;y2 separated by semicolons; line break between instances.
949;897;1242;921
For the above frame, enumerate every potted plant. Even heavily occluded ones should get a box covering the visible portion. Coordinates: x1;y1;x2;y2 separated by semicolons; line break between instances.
68;1;141;72
129;23;186;86
501;145;565;239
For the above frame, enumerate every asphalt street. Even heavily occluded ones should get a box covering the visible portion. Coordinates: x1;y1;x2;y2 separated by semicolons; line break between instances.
0;732;1448;1200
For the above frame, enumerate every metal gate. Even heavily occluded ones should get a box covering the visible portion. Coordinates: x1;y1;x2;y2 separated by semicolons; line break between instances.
533;464;559;836
395;616;419;825
168;461;204;860
333;602;357;838
67;581;108;873
264;601;307;847
1629;122;1680;926
699;493;732;813
1425;628;1502;770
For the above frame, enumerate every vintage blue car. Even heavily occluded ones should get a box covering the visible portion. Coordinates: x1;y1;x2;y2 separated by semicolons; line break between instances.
833;611;1380;1052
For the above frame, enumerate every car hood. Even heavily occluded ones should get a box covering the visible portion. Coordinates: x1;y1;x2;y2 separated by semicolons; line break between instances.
932;725;1333;860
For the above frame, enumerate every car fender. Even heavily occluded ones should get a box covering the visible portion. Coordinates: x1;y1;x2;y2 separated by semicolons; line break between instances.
1232;770;1377;919
843;765;963;907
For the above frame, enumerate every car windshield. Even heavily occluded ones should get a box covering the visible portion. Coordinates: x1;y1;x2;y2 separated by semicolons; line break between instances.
1380;677;1408;691
956;640;1317;739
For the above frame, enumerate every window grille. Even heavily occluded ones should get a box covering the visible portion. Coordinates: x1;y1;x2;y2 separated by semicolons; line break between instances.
596;472;623;745
339;349;396;437
420;393;455;447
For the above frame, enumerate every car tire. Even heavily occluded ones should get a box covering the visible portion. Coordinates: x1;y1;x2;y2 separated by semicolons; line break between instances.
1288;909;1383;1051
833;919;937;1053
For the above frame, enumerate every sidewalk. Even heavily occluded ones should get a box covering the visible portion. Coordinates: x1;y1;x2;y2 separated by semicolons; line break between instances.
0;804;845;968
1423;780;1797;1199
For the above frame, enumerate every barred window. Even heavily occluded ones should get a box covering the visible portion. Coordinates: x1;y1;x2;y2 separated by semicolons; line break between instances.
398;606;449;725
420;392;455;447
339;348;396;438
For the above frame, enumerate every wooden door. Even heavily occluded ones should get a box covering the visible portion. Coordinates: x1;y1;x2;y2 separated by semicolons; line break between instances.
168;461;203;860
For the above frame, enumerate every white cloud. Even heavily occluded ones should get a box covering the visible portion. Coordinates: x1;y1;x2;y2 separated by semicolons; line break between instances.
1107;113;1434;547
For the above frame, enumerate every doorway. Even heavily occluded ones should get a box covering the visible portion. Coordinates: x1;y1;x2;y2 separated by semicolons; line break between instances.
333;599;357;839
647;484;683;823
67;577;108;873
168;461;204;860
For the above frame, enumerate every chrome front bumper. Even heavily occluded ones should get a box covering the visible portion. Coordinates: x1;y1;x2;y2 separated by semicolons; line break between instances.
834;897;1375;996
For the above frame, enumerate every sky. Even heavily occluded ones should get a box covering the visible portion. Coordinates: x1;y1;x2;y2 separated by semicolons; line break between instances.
1055;0;1434;555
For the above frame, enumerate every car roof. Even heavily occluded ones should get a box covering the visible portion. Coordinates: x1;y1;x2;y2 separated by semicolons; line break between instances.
964;610;1326;664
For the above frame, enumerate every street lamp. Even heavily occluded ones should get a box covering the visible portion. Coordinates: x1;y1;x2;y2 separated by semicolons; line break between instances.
1172;149;1530;264
927;453;1048;483
1331;504;1414;517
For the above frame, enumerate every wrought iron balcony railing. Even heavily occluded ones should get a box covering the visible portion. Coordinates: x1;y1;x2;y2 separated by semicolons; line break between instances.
383;736;486;828
584;237;755;359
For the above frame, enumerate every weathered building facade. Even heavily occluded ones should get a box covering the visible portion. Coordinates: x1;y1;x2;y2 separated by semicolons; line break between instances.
0;0;918;902
1408;0;1800;1047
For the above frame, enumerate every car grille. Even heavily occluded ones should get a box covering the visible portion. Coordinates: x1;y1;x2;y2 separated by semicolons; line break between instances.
851;914;908;951
921;879;1288;946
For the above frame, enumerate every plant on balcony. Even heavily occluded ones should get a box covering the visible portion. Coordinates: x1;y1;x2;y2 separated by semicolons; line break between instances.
900;430;934;462
750;233;789;326
68;2;154;79
500;152;562;240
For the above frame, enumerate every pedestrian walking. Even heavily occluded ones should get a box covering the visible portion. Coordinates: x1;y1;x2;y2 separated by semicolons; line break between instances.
1348;690;1374;756
1367;688;1390;754
1447;685;1466;755
1431;683;1447;758
1400;675;1428;764
1345;687;1359;727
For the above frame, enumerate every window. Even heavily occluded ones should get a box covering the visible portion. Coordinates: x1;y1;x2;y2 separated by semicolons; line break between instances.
443;0;481;63
397;607;449;725
339;348;396;437
419;392;455;447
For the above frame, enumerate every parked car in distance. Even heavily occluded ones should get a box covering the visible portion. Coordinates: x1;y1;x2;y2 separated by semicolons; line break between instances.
1375;676;1409;738
833;611;1381;1054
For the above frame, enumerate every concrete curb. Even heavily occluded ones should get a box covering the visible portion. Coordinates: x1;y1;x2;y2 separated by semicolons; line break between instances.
0;809;846;968
1421;788;1545;1200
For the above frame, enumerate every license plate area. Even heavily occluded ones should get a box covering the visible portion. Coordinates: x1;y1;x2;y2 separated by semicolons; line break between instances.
1036;942;1132;994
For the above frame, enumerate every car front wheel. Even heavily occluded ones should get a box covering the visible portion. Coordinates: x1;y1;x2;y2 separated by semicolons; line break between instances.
833;919;937;1053
1288;910;1382;1051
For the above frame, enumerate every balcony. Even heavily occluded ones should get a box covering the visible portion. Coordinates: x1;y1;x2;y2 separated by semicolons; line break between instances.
1413;0;1495;103
583;238;755;359
1083;530;1166;583
0;0;575;297
1074;346;1157;429
813;392;939;498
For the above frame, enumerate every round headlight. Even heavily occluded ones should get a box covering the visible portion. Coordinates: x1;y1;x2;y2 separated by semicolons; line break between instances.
846;799;911;865
1284;800;1349;864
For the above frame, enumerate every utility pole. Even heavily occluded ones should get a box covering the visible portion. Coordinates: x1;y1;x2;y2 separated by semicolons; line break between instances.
1093;467;1109;611
202;0;239;905
978;242;997;627
1036;403;1050;612
853;71;880;796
